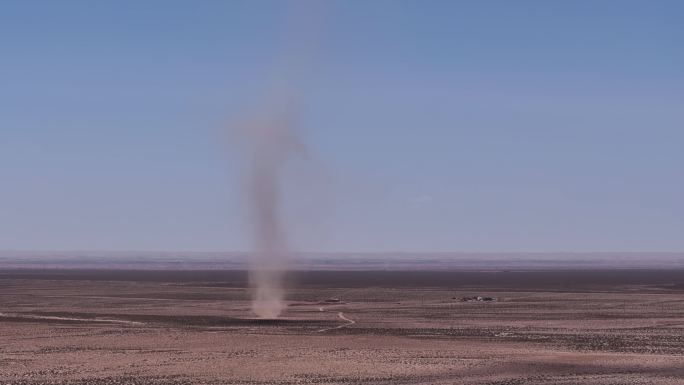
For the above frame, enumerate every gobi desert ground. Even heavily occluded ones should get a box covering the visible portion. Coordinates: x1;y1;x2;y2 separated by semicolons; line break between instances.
1;258;683;385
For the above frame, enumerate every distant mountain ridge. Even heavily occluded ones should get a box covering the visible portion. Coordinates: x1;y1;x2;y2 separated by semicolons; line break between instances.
1;251;683;270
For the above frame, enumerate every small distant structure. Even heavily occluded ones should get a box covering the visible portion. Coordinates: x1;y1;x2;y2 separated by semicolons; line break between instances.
459;296;496;302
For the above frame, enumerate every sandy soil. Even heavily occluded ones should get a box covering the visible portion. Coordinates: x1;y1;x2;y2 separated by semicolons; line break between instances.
1;269;683;384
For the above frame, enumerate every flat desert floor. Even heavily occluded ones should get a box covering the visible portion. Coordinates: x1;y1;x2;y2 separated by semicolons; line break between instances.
1;269;683;384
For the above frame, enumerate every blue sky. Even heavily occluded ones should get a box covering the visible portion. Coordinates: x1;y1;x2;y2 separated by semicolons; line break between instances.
1;1;682;252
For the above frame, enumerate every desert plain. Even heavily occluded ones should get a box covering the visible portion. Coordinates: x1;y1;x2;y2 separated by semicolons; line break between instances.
1;267;683;385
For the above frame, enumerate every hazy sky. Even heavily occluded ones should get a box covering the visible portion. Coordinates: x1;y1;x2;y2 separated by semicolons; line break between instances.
1;1;682;252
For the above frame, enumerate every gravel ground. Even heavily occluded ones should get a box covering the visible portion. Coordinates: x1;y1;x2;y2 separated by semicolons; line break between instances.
1;269;683;384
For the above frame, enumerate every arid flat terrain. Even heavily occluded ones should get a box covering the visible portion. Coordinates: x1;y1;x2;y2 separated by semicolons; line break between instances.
1;269;683;384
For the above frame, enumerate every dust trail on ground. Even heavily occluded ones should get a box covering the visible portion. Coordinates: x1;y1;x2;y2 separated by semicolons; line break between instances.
0;312;144;325
317;311;355;332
